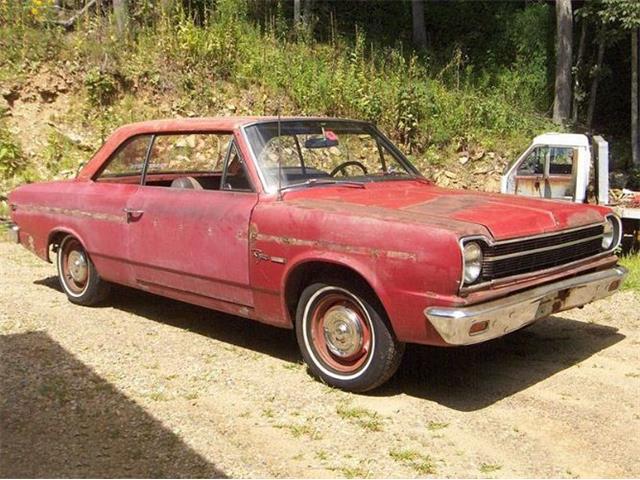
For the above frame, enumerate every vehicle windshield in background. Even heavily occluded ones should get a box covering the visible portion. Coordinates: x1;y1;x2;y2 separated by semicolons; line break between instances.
244;120;419;192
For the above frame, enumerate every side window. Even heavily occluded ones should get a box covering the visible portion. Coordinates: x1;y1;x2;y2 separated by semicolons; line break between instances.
549;147;575;175
517;147;546;175
95;135;152;183
146;133;230;175
222;142;253;192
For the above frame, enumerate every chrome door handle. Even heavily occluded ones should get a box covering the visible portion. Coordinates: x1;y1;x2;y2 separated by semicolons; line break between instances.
123;207;144;222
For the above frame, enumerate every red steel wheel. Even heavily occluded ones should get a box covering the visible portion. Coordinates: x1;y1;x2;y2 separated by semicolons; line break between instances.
59;237;90;296
296;280;404;392
56;235;110;305
307;289;373;375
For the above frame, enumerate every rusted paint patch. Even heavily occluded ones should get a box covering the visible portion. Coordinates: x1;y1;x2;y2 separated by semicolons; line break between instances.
254;233;417;261
18;204;125;223
288;199;486;237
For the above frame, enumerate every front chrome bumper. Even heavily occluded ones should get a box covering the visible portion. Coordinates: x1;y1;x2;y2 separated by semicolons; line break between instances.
425;266;627;346
7;222;19;244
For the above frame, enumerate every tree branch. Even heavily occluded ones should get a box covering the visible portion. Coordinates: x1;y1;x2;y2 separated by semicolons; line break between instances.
52;0;97;31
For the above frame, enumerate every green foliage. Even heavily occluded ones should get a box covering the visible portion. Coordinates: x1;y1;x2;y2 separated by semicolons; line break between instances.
600;0;640;30
0;121;27;179
0;0;558;184
620;254;640;293
84;68;118;107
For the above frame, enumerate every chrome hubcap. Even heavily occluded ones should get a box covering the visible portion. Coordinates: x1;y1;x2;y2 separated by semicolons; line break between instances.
67;251;88;283
322;306;363;358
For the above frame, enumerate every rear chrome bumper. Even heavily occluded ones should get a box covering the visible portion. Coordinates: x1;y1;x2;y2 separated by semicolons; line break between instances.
425;266;627;346
7;223;19;244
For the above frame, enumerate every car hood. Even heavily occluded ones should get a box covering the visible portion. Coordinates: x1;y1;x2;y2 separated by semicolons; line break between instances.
285;181;606;240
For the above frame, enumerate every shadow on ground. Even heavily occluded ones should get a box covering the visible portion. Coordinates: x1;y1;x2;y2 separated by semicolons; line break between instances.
35;276;625;412
35;276;300;364
0;331;225;478
378;316;624;410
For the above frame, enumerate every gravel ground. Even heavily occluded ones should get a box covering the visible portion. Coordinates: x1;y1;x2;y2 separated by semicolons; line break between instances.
1;241;639;478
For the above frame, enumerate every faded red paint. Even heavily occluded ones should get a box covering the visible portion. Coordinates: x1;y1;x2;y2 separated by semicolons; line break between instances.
8;117;619;346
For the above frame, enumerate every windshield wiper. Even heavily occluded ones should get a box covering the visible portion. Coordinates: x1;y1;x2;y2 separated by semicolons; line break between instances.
278;178;366;194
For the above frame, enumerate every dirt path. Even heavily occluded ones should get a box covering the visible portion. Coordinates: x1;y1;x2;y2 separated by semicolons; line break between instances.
1;241;639;478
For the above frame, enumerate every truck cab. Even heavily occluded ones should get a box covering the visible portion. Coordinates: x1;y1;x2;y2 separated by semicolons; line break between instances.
501;133;592;202
502;132;639;252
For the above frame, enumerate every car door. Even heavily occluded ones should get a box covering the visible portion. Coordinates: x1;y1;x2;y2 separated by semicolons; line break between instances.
125;133;258;308
81;134;153;286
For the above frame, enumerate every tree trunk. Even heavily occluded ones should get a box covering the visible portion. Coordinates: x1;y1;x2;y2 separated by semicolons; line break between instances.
586;27;606;132
553;0;573;124
302;0;313;24
411;0;427;50
293;0;301;27
571;18;587;124
632;29;639;167
113;0;129;37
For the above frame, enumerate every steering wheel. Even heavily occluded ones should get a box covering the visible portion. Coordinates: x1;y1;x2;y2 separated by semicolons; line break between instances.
330;161;368;177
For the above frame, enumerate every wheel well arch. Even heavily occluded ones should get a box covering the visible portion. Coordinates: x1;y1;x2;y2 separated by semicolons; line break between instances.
283;260;389;328
46;228;84;262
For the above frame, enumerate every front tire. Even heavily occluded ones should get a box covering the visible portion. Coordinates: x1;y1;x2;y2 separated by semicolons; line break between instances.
56;235;110;305
295;280;404;392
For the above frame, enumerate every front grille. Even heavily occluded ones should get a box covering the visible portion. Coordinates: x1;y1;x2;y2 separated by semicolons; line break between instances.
480;224;604;281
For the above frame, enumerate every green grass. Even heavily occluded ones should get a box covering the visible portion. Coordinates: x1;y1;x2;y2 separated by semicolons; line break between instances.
337;404;384;432
479;463;502;474
389;449;436;475
620;254;640;293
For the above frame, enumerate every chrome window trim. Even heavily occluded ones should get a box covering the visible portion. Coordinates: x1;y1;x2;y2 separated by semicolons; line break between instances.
239;119;421;194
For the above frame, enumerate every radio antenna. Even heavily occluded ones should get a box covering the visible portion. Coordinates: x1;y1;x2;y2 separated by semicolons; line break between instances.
277;104;283;200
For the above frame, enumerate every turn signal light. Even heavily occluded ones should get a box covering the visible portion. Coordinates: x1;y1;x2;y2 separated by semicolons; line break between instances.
469;321;489;335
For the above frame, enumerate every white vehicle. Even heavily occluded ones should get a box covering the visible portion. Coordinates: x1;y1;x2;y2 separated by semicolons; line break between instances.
501;133;640;251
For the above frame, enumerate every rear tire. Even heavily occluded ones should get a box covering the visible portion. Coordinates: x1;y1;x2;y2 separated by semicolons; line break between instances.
295;279;404;392
56;235;110;306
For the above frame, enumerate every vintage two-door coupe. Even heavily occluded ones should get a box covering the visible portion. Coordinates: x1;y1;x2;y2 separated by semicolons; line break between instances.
8;117;627;391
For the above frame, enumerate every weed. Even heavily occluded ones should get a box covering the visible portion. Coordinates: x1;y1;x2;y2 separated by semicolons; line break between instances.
148;390;169;401
275;421;322;440
315;450;328;461
427;421;449;431
389;448;436;475
479;463;502;474
337;404;384;432
620;255;640;293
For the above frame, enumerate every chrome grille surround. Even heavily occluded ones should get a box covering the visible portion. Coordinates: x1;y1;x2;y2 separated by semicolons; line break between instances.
459;216;621;292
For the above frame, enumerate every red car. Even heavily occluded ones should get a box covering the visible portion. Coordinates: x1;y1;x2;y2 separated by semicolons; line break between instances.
8;117;627;391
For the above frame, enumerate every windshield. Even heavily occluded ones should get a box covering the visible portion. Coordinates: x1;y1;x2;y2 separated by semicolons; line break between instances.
244;120;419;192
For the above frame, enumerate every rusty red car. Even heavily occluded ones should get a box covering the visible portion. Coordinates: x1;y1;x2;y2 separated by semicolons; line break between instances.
8;117;627;391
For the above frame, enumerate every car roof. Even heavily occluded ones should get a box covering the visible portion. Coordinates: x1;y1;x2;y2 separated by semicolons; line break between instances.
77;116;369;182
111;116;367;135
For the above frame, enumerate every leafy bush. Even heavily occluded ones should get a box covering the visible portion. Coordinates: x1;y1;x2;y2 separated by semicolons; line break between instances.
84;68;118;107
0;122;27;179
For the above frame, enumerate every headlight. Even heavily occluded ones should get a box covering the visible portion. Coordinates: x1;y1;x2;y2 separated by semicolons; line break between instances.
602;215;621;250
463;241;483;284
